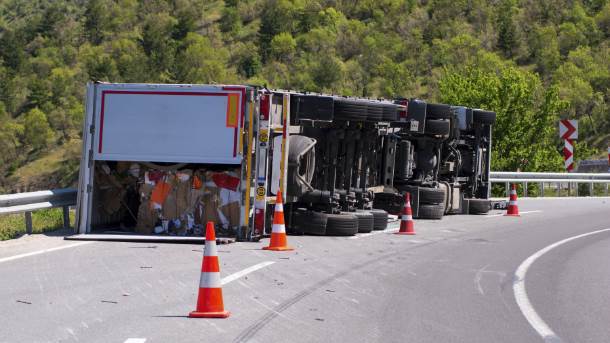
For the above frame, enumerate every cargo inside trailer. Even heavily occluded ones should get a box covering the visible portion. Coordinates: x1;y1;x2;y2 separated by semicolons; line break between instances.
88;160;242;237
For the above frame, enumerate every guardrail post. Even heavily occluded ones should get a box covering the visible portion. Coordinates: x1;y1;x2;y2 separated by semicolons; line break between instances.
589;182;594;196
575;182;578;197
557;182;560;197
25;211;33;234
524;182;528;197
606;183;609;196
540;182;544;197
63;206;70;229
505;182;510;197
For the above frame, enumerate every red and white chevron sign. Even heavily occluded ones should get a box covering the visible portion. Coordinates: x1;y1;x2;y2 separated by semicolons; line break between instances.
559;119;578;140
564;139;575;172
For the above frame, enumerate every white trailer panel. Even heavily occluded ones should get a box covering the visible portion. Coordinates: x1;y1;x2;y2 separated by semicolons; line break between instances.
92;84;244;164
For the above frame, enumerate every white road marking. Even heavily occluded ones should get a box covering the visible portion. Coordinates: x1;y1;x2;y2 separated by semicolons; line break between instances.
221;261;275;285
348;226;399;239
474;264;489;296
0;242;93;264
120;261;275;343
485;210;542;218
513;228;610;343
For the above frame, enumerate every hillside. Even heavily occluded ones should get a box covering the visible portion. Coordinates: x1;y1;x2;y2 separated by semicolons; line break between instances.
0;0;609;192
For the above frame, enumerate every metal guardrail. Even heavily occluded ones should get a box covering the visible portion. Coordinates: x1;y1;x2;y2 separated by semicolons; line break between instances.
490;172;610;197
0;188;77;234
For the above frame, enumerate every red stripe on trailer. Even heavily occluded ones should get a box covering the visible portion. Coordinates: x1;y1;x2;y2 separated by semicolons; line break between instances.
98;92;106;153
97;90;238;156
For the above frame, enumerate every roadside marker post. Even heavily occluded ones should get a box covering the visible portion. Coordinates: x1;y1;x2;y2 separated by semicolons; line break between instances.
559;120;578;172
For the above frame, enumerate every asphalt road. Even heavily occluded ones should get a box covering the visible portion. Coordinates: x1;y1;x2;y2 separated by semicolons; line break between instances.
1;198;609;343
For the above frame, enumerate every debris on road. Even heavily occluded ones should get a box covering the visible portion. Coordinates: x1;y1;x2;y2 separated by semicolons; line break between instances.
101;300;118;304
16;300;31;305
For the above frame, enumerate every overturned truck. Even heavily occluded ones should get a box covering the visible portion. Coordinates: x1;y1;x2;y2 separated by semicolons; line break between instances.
75;83;495;240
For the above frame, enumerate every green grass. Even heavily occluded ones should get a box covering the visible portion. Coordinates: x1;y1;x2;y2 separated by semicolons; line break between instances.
492;182;610;198
6;139;81;193
0;208;75;241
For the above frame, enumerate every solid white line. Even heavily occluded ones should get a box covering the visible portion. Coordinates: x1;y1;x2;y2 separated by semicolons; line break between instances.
124;339;146;343
221;261;275;285
0;242;93;264
348;226;399;239
513;228;610;342
485;210;542;218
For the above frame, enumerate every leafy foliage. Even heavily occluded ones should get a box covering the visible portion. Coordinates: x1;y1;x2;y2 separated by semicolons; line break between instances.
0;0;608;191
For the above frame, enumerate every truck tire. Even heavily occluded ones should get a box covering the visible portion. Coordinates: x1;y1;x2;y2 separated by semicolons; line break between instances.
369;209;389;230
382;104;398;121
334;99;367;121
289;209;327;235
425;119;451;136
426;103;453;119
354;210;374;233
472;109;496;125
366;102;384;122
418;187;445;204
372;193;403;214
416;204;444;219
396;185;445;204
467;198;491;214
325;213;358;236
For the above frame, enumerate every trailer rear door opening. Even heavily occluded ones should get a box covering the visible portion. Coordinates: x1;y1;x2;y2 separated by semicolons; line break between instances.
76;83;257;236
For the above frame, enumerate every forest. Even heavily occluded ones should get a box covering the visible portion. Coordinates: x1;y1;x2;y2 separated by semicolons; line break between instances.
0;0;609;192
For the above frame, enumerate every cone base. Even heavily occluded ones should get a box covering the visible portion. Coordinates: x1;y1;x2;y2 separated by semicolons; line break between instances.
504;214;520;217
263;246;294;251
395;231;416;235
189;310;230;318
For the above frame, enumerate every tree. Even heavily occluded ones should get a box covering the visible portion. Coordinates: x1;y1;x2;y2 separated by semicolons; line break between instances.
529;26;561;77
259;0;303;60
496;0;518;57
439;65;566;172
176;33;231;83
23;108;54;151
0;30;25;71
558;22;587;55
84;0;110;44
269;32;297;62
233;42;262;78
311;55;345;92
220;6;241;34
141;12;178;80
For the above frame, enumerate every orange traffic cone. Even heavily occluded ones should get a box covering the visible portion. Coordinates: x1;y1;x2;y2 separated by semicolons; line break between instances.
505;184;520;217
263;192;294;251
189;222;230;318
395;192;416;235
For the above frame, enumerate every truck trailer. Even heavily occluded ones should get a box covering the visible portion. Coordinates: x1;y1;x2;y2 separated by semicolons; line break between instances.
74;82;495;241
